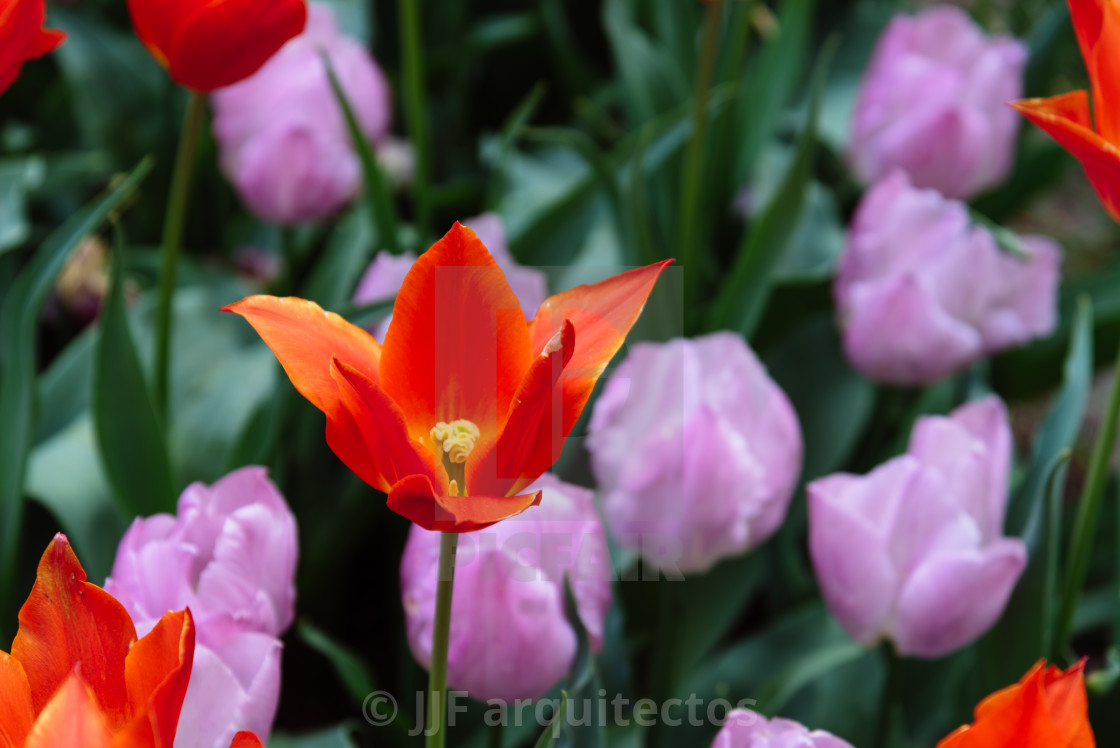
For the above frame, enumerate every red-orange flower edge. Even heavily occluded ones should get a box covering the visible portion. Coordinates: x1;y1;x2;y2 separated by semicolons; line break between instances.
0;0;65;95
127;0;306;91
0;534;265;748
225;221;671;532
1011;0;1120;222
937;660;1095;748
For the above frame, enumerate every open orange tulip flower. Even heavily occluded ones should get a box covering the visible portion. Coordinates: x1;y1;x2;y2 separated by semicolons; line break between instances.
1011;0;1120;222
0;0;65;95
226;222;670;532
0;534;264;748
127;0;306;91
937;660;1095;748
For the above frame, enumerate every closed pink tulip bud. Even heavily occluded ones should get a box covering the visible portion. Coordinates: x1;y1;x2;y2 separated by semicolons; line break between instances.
712;710;854;748
808;397;1027;658
835;171;1060;385
587;332;802;575
353;212;547;341
211;3;391;224
400;474;611;703
848;6;1026;199
106;466;298;746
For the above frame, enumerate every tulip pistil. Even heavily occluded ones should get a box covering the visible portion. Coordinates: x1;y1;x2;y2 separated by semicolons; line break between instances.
432;419;480;495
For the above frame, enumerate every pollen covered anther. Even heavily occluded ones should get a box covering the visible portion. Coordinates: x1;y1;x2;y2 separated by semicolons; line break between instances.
431;420;481;464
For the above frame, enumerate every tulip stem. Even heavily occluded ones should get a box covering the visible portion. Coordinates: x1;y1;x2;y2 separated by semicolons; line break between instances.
426;531;459;748
677;0;721;329
1055;342;1120;659
874;644;900;748
399;0;431;247
154;91;207;421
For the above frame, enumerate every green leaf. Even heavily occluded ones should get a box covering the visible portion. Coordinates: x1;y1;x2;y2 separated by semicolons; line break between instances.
706;37;837;337
269;725;361;748
736;0;814;182
93;230;176;517
303;206;376;308
299;620;379;706
764;315;876;482
322;55;400;255
0;156;46;254
602;0;688;122
533;690;568;748
1008;297;1093;544
754;640;867;716
25;414;126;582
0;158;152;613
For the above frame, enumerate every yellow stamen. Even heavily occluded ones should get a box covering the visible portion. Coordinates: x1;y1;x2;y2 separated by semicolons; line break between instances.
430;420;481;464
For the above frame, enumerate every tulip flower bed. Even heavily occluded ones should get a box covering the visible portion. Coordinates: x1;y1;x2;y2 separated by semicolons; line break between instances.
3;0;1120;746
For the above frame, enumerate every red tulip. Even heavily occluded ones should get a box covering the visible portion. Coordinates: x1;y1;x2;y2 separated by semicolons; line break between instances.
937;660;1095;748
1011;0;1120;222
0;0;64;95
226;222;670;532
0;534;267;747
127;0;307;91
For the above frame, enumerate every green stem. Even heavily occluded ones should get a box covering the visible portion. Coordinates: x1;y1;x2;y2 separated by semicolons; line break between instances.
400;0;431;247
154;91;206;420
1055;343;1120;657
677;0;721;328
426;531;460;748
874;644;899;748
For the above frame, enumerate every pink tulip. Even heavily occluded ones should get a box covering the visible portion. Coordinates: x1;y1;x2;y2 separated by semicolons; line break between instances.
835;170;1060;385
848;5;1027;198
210;3;391;224
106;467;298;747
712;710;854;748
399;474;611;703
353;212;548;341
808;397;1027;658
587;332;802;575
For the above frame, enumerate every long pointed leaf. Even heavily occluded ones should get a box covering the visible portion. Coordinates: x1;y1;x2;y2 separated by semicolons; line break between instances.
93;228;176;517
0;158;152;625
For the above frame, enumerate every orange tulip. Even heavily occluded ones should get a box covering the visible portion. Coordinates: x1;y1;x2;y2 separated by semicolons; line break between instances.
937;660;1095;748
0;534;266;748
0;0;64;95
1011;0;1120;222
127;0;306;91
226;222;670;532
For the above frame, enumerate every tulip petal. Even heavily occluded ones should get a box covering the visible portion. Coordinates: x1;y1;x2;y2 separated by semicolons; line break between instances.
808;467;906;645
11;534;135;725
222;295;383;421
230;733;267;748
1012;92;1120;222
327;358;443;494
938;661;1094;748
166;0;307;91
387;474;542;532
120;609;195;747
380;222;533;446
23;674;113;748
525;259;672;456
174;631;280;748
893;538;1026;657
1067;0;1120;143
0;652;34;748
469;319;575;497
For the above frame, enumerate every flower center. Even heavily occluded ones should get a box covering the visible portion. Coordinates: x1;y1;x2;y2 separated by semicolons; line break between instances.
431;420;480;463
431;419;480;494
